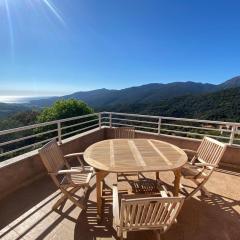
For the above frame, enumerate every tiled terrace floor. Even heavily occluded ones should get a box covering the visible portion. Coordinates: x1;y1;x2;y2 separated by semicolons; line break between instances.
0;169;240;240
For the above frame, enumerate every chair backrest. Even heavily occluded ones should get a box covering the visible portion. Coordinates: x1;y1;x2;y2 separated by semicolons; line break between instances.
196;137;227;166
119;195;184;232
114;127;135;139
39;139;65;174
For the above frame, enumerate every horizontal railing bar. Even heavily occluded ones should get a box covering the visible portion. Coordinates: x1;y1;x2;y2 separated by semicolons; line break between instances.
0;128;58;147
0;113;98;136
61;124;99;138
112;122;157;131
161;116;240;126
0;121;57;136
101;121;109;125
0;137;57;157
61;118;98;130
112;117;158;125
59;113;98;123
161;123;232;133
103;111;159;119
160;129;230;139
102;111;240;126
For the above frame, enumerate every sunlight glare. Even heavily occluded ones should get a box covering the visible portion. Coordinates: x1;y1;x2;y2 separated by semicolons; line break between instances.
42;0;66;26
1;0;66;58
4;0;14;59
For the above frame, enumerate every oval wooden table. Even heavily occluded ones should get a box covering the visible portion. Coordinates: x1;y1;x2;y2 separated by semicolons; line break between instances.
84;138;188;220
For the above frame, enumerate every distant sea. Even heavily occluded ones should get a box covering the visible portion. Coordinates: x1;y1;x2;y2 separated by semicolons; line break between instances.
0;96;48;104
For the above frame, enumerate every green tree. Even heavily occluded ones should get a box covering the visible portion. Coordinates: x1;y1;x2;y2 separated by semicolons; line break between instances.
37;99;94;122
36;99;95;141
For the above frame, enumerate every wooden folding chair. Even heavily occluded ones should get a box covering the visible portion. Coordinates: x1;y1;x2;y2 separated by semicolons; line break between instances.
114;127;135;139
39;139;94;210
181;137;227;199
112;184;184;240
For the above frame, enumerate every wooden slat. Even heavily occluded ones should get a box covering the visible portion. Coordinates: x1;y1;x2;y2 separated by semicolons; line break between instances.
128;140;146;167
148;140;172;166
109;140;115;167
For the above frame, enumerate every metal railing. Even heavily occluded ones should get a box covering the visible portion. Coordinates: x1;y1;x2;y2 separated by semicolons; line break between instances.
101;112;240;145
0;111;239;161
0;113;99;161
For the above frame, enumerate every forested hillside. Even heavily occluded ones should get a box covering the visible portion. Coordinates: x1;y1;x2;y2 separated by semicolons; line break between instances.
102;87;240;122
0;103;29;118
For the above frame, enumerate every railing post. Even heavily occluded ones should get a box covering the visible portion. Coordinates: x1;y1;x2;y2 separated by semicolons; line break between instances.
57;121;62;144
229;125;236;145
158;117;161;135
99;113;102;129
109;112;112;128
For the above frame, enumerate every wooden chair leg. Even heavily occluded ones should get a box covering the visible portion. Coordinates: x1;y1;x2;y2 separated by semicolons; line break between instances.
52;194;68;210
61;187;86;209
52;186;81;210
186;178;209;200
200;186;211;197
122;231;127;240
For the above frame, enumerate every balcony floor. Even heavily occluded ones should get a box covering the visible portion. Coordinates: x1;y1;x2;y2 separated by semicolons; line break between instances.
0;169;240;240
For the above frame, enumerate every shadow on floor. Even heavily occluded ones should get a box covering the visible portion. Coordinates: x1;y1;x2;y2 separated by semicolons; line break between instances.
74;200;116;240
0;176;58;229
0;175;239;240
166;192;240;240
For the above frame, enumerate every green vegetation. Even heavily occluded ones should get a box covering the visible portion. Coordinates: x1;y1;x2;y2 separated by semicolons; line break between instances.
0;99;94;161
104;87;240;122
0;102;29;119
37;99;93;123
0;110;39;131
36;99;95;141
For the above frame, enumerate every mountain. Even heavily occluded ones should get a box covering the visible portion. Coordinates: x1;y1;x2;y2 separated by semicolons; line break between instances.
218;76;240;89
105;87;240;122
28;82;216;108
28;76;240;110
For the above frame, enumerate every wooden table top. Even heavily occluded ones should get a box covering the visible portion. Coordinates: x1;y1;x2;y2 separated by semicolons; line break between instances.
84;139;188;173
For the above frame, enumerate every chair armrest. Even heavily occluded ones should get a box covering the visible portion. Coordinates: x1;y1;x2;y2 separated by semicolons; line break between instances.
112;184;120;226
194;163;218;168
182;149;197;155
64;153;84;158
64;153;85;169
50;169;81;175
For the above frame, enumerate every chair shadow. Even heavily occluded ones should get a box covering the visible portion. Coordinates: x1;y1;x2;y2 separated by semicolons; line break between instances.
74;200;117;240
165;187;240;240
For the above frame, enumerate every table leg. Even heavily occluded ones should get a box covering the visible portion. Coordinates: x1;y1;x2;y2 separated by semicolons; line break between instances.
96;170;108;222
173;169;181;196
156;171;160;180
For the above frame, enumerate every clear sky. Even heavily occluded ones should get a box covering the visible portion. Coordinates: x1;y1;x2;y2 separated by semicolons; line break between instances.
0;0;240;96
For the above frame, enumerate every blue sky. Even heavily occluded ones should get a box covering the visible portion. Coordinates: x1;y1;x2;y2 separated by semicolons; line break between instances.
0;0;240;96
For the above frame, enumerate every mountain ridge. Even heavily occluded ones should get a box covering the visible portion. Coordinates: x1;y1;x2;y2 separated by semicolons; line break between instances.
28;76;240;109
